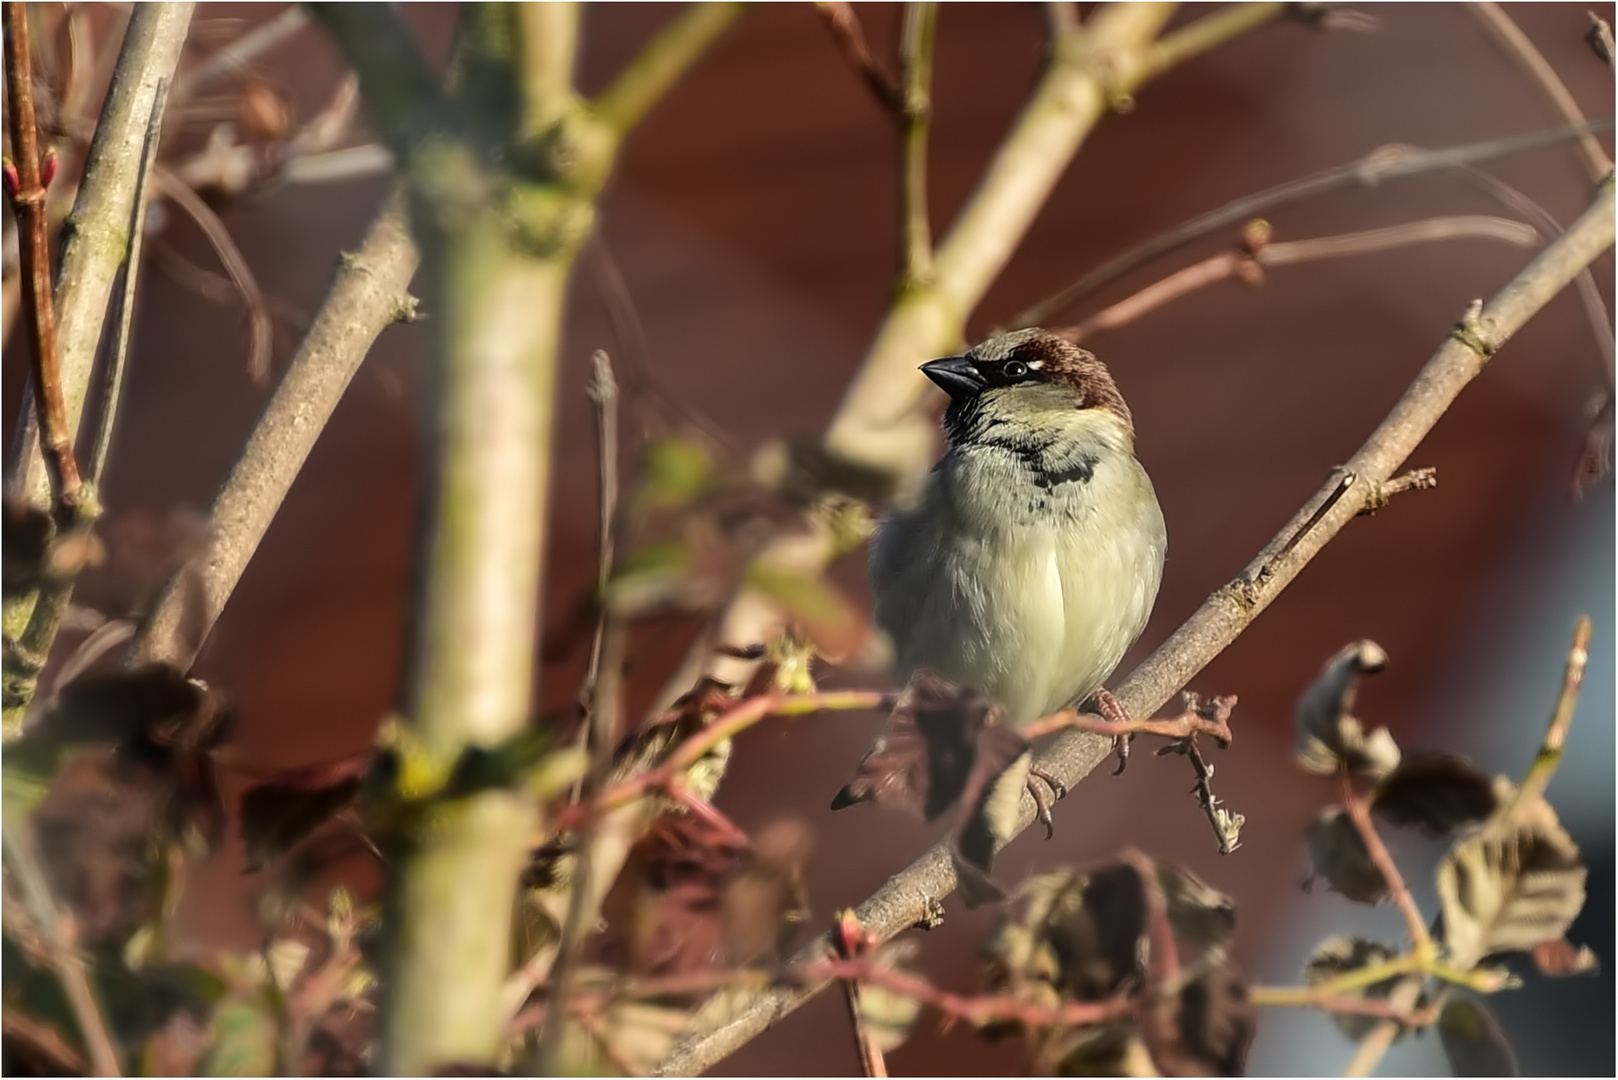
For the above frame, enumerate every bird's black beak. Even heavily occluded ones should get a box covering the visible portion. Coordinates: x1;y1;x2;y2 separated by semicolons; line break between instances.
920;355;985;400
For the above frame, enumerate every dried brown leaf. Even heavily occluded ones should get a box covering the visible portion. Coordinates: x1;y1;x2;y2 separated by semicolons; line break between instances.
832;669;1002;820
616;814;808;979
1371;750;1497;837
1303;806;1389;904
1437;791;1587;968
238;754;369;872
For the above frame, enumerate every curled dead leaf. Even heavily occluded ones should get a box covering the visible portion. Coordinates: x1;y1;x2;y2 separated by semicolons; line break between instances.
1294;641;1400;777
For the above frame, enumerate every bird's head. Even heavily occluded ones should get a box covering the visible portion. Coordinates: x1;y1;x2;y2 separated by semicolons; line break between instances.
921;328;1134;449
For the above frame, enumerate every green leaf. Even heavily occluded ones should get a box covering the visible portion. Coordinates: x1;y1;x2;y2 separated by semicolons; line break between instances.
198;995;277;1077
744;564;862;657
856;980;921;1053
1436;790;1586;969
607;540;697;616
2;739;61;821
527;746;589;801
639;437;714;510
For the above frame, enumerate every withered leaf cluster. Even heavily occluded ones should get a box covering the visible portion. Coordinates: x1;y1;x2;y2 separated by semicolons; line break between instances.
604;813;811;979
1290;637;1598;1073
982;857;1253;1076
831;669;1032;905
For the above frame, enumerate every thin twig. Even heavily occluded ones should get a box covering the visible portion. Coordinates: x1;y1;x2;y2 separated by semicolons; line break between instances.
1156;729;1246;855
1062;215;1539;341
1342;778;1432;952
91;76;172;485
1010;120;1615;328
814;2;903;112
153;167;276;383
842;979;888;1078
1469;3;1611;181
516;3;579;139
898;3;937;287
1343;978;1424;1077
803;958;1136;1031
178;4;308;96
1358;467;1439;514
1;821;122;1077
10;2;194;517
1251;985;1441;1026
652;174;1616;1080
591;3;746;136
5;2;83;518
588;691;889;820
1449;164;1614;380
538;353;623;1074
1139;2;1288;83
1507;614;1592;815
579;352;622;746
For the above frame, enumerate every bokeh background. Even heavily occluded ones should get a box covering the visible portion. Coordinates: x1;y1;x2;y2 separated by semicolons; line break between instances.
4;3;1613;1075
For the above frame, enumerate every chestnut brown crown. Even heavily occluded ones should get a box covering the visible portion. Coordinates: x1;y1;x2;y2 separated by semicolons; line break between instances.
920;328;1133;435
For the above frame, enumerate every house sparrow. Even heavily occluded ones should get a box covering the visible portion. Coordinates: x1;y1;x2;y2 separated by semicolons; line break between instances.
863;328;1166;816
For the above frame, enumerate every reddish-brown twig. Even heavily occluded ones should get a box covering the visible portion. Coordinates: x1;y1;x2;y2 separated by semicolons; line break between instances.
1340;777;1432;952
813;2;904;113
590;690;890;818
804;957;1135;1031
4;4;83;517
1061;215;1538;343
153;167;276;383
1021;691;1236;744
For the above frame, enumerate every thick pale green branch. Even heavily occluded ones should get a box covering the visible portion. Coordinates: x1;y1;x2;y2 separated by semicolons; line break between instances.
311;3;736;1072
518;2;580;138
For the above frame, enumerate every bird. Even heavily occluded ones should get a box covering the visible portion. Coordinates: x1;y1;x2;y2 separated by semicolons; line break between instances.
859;327;1167;828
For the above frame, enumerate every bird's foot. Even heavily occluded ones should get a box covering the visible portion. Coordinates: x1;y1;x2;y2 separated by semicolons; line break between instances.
1026;764;1067;839
1093;688;1137;775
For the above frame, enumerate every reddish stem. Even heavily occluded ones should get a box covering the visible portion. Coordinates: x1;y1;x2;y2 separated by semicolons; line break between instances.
1341;776;1431;950
4;4;82;517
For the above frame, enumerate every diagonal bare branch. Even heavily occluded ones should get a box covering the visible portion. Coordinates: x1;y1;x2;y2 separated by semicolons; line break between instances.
653;178;1615;1078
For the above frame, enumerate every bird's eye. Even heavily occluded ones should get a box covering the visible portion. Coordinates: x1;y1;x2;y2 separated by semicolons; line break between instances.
1003;360;1029;379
